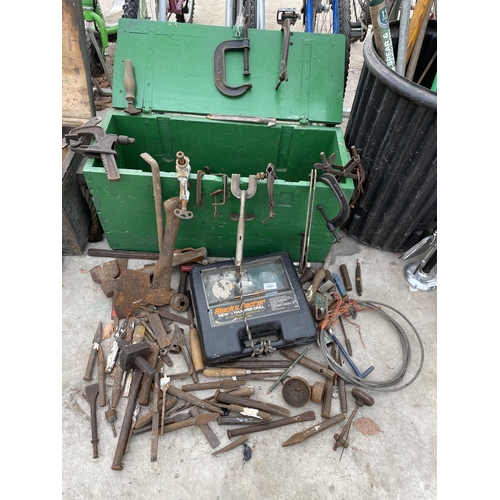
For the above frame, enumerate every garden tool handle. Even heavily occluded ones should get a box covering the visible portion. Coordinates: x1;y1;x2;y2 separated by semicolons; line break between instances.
124;60;136;102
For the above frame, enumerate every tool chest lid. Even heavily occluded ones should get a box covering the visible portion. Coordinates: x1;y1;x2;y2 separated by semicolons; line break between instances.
112;19;346;124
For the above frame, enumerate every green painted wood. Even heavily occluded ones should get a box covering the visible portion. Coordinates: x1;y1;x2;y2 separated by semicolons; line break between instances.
112;19;346;124
84;111;353;262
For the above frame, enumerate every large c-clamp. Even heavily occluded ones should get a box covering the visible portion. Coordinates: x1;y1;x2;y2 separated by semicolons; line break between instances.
214;17;252;97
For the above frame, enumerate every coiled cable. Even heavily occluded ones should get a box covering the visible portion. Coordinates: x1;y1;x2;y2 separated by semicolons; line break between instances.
317;300;425;392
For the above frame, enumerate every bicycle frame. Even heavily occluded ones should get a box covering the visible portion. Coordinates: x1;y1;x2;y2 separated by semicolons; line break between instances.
304;0;340;34
82;0;118;51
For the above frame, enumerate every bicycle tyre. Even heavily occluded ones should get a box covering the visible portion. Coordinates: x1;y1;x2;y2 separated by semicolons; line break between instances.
307;0;351;96
86;30;105;78
122;0;140;19
176;0;195;23
232;0;257;29
357;0;371;25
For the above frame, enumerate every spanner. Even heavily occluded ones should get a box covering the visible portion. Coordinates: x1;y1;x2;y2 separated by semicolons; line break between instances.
275;8;301;90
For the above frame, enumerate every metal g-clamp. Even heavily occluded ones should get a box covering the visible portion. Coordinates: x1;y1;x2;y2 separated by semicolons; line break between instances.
214;17;252;97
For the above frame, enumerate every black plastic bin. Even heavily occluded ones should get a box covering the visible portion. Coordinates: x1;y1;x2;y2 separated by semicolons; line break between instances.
343;20;437;252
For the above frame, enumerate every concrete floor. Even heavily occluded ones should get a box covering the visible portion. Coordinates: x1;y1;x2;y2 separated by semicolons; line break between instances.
62;2;437;499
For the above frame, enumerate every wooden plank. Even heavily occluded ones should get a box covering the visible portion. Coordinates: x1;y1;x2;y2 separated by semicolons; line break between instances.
62;0;95;127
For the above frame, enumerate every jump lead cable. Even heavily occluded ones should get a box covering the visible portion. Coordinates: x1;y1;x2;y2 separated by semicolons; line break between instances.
317;300;425;392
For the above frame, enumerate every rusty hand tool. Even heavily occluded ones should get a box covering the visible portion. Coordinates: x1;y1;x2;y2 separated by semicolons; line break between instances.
206;114;276;127
212;435;249;456
145;312;170;350
299;267;314;285
135;395;177;430
84;384;100;458
97;344;107;407
125;403;142;453
134;410;191;436
122;322;146;398
181;380;245;392
118;342;156;406
111;370;143;470
338;316;353;357
140;152;163;250
138;343;160;406
230;174;258;279
298;169;317;272
282;413;345;447
105;399;117;437
83;322;102;381
139;305;191;326
152;197;182;291
123;59;141;115
219;360;292;369
275;8;301;90
166;384;224;416
355;259;362;296
106;317;128;373
333;342;347;414
262;163;277;221
280;348;335;380
214;389;290;417
110;269;174;319
321;372;334;419
151;372;160;462
305;242;336;304
161;412;219;434
267;346;310;394
186;293;204;373
227;410;316;439
203;368;285;378
333;387;375;451
189;407;220;449
173;152;194;220
218;415;272;425
213;17;252;97
339;264;353;292
174;325;199;384
170;268;190;312
65;125;135;182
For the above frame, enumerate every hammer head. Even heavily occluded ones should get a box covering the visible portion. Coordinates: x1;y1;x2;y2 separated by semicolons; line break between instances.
118;342;150;371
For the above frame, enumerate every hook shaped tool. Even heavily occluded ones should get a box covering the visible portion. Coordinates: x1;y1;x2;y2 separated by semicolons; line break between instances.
214;18;252;97
329;333;374;379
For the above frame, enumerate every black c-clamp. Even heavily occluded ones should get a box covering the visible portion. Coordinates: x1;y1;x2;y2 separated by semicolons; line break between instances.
314;153;351;242
214;18;252;97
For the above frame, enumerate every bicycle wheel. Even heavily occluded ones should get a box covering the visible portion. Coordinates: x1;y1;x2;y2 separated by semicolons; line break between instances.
122;0;158;20
231;0;257;29
176;0;195;23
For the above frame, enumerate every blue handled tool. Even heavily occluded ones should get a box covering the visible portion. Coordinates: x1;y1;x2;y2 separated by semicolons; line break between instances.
329;332;374;379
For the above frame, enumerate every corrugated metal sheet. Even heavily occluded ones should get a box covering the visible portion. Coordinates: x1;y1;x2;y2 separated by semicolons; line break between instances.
343;21;437;252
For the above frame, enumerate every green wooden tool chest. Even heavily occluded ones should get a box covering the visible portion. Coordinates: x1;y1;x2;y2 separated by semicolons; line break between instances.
83;19;354;262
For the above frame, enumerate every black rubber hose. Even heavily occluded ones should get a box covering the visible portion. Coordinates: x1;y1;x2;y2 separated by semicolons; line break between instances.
317;300;425;392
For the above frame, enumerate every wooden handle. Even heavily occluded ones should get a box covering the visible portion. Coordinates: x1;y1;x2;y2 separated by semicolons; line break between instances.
189;326;205;372
307;268;326;303
124;59;136;102
203;368;248;377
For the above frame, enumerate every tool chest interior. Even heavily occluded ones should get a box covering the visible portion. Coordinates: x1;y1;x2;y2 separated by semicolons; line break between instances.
83;19;354;261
